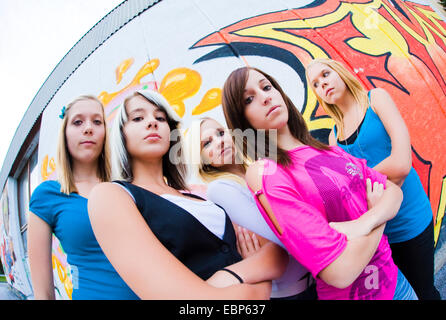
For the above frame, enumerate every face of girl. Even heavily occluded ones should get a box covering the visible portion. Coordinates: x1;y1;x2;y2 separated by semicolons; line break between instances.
243;69;288;130
307;62;347;105
65;99;105;165
200;119;235;168
123;95;171;161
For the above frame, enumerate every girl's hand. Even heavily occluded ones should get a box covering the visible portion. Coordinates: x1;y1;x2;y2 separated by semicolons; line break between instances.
329;179;385;240
236;226;261;259
366;178;384;209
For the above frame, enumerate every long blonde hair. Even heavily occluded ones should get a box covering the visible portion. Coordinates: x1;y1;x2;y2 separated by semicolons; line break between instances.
184;117;251;186
56;95;111;194
305;58;369;140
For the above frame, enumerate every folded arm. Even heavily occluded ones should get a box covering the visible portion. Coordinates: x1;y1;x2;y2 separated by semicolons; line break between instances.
88;182;271;299
370;88;412;187
207;181;288;286
245;161;385;290
28;213;55;300
329;178;403;240
318;224;385;289
208;236;288;287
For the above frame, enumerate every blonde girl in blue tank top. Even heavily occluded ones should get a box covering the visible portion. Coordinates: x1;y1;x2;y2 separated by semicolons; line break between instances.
306;58;440;300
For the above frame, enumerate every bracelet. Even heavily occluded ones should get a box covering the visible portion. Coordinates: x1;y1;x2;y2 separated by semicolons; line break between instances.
219;268;244;284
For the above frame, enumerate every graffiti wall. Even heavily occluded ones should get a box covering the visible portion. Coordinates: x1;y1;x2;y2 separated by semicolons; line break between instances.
3;0;444;298
0;186;16;286
190;0;446;249
0;182;32;298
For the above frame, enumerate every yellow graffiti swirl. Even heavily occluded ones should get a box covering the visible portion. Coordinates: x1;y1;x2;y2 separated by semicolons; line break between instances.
192;88;222;115
159;68;202;118
52;255;73;299
434;177;446;246
41;155;56;181
99;58;160;106
115;58;134;84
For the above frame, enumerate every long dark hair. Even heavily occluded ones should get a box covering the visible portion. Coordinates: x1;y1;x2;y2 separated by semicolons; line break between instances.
222;67;329;167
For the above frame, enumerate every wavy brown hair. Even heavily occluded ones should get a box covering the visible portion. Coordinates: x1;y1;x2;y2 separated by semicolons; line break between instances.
222;67;329;167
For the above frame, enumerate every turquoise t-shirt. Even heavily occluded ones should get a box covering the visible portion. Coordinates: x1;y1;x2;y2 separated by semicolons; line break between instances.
29;180;139;300
333;92;432;243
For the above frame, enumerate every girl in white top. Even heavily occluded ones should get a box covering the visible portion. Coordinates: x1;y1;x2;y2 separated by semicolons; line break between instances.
184;117;317;300
88;89;288;299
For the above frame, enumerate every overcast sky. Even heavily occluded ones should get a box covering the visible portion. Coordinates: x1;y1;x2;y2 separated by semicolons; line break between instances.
0;0;123;170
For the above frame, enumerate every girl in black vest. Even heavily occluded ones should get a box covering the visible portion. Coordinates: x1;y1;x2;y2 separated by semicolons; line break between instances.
88;89;288;299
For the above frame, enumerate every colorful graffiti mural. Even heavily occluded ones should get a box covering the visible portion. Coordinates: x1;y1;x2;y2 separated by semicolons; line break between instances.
2;0;444;299
98;0;446;255
100;58;222;123
37;0;446;298
0;181;32;297
192;0;446;246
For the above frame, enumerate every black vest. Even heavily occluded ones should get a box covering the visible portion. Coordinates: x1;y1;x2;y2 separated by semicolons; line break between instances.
114;181;242;280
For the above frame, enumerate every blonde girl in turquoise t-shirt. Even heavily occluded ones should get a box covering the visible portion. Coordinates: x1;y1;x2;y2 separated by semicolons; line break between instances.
28;95;138;299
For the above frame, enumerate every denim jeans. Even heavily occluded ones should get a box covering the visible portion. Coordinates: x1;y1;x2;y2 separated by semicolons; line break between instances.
390;220;441;300
393;269;418;300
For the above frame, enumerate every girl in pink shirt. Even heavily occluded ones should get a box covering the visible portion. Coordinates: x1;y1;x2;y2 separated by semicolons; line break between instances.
221;66;417;300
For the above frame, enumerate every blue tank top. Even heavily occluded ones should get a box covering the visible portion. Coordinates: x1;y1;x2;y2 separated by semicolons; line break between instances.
333;91;432;243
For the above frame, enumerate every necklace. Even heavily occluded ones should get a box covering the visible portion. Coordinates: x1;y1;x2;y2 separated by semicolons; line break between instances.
341;98;369;161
